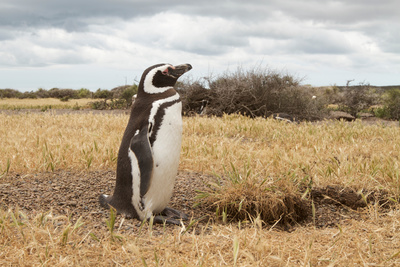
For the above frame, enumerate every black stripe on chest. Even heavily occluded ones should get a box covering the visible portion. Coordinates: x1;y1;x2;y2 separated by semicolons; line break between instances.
149;98;181;146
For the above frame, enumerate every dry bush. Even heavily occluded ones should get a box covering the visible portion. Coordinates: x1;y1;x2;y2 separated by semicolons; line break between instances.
339;83;382;117
111;85;138;103
176;81;211;115
93;88;113;99
178;67;328;120
48;88;79;99
90;86;138;109
0;89;21;98
382;88;400;120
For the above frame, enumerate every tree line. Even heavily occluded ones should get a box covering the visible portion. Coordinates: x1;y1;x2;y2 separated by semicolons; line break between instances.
1;68;399;120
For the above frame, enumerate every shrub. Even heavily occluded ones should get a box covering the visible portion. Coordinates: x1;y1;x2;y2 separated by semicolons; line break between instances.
176;81;211;115
90;100;107;110
373;106;391;119
20;91;38;99
48;88;78;99
321;85;342;105
109;99;128;109
110;85;138;108
339;83;381;117
111;85;127;99
93;89;113;99
60;96;70;102
35;88;50;98
0;89;21;98
178;66;328;120
77;88;91;98
120;85;138;107
382;88;400;120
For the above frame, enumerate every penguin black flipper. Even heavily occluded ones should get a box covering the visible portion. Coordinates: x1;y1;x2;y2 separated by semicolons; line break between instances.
130;124;154;198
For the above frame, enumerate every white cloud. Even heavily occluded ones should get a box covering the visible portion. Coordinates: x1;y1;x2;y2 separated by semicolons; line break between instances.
0;0;399;90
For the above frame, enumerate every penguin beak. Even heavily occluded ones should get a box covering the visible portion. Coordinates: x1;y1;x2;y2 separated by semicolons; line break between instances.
168;64;192;79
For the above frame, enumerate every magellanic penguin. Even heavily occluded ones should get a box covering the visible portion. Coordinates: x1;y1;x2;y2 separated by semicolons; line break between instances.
99;63;192;225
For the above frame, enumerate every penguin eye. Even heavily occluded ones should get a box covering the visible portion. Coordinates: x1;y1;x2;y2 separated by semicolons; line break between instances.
162;68;169;75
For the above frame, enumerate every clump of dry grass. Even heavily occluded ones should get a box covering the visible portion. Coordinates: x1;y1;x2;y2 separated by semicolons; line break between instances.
196;163;309;225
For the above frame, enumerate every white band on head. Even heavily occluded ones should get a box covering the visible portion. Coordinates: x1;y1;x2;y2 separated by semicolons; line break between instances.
143;64;173;94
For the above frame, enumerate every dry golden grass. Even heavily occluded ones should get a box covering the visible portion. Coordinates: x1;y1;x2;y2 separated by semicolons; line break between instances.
0;112;123;172
1;206;400;265
1;111;400;265
183;115;400;194
0;98;93;110
2;113;399;195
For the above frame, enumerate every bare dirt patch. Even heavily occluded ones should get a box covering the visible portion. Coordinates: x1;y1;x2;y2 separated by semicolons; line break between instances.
0;170;212;235
309;186;392;228
1;170;392;233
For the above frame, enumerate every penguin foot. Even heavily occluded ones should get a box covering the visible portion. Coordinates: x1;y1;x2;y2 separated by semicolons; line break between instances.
99;194;110;208
152;207;189;225
98;194;138;219
161;207;189;220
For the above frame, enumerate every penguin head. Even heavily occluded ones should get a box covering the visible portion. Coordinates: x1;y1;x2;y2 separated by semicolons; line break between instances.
139;63;192;94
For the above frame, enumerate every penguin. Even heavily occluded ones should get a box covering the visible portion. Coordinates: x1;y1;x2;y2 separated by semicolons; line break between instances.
99;63;192;225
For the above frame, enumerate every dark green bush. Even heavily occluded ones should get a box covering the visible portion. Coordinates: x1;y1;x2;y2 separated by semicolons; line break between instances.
109;99;127;109
121;86;137;105
90;100;107;110
93;89;113;99
77;88;91;98
373;106;391;119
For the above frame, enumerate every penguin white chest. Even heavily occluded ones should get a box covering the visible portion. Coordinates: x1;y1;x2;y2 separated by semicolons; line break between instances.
144;101;182;214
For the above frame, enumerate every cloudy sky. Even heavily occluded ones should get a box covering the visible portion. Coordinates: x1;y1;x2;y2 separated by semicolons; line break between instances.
1;0;399;91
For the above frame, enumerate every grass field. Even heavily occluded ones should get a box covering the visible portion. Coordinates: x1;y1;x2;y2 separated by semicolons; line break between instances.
1;109;400;265
0;98;93;110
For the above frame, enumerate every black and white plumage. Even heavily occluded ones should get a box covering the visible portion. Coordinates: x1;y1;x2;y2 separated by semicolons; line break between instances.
99;63;192;225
